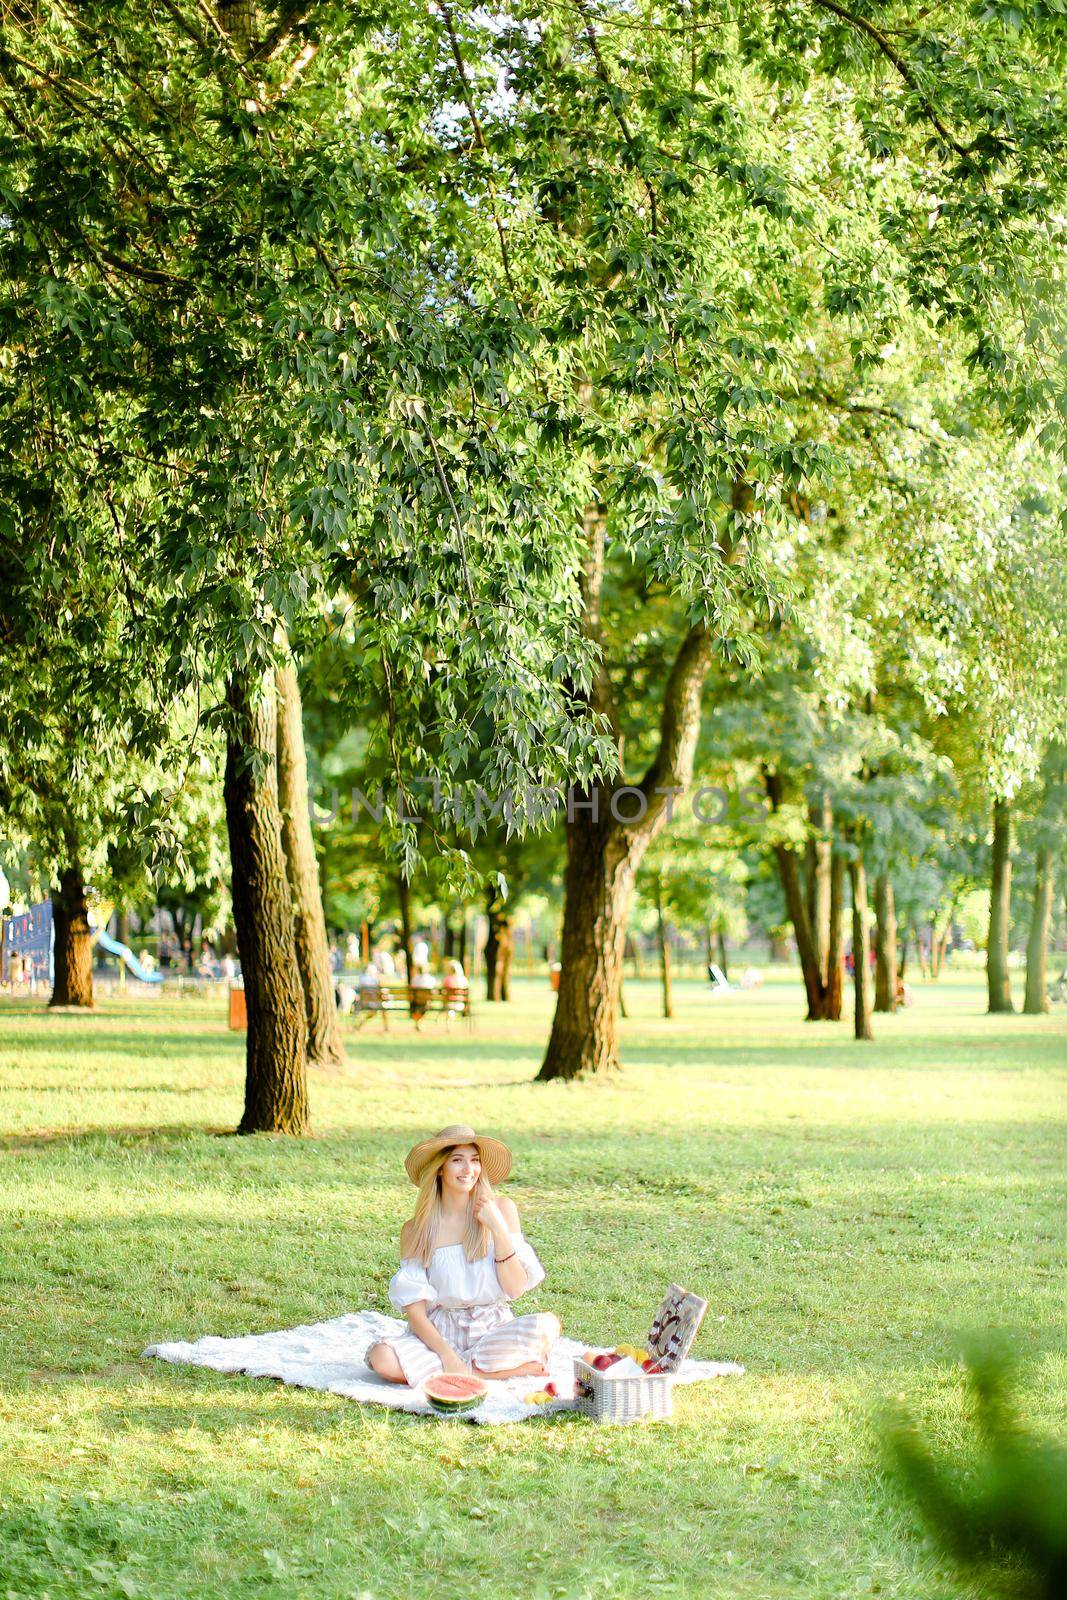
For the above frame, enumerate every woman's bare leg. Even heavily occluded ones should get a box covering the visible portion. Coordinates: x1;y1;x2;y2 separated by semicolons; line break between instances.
367;1341;409;1385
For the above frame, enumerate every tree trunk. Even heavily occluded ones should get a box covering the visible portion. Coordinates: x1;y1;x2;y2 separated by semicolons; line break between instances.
275;661;345;1069
809;793;832;981
538;811;637;1077
772;839;827;1018
766;774;840;1020
826;853;845;1022
485;888;514;1001
497;917;513;1000
396;874;414;981
987;798;1014;1013
537;503;714;1079
873;873;898;1013
50;861;94;1008
224;667;310;1135
1023;845;1054;1014
715;927;729;980
850;857;874;1041
932;916;951;979
655;884;673;1019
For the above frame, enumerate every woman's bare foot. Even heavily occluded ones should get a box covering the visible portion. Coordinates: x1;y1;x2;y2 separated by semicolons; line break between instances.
472;1358;549;1381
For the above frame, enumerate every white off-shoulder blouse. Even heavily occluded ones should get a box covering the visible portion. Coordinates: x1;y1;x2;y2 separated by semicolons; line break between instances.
388;1233;546;1312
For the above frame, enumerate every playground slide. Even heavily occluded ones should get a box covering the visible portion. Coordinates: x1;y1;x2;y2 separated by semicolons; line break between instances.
95;927;164;984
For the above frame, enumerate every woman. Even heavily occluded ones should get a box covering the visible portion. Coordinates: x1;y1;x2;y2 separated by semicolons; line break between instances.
408;962;437;1030
367;1124;561;1385
441;958;468;1027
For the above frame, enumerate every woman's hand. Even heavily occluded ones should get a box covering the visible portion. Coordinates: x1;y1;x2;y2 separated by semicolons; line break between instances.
473;1194;511;1241
440;1346;471;1376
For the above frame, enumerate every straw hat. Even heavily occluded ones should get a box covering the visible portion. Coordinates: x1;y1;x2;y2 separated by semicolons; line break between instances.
404;1124;512;1187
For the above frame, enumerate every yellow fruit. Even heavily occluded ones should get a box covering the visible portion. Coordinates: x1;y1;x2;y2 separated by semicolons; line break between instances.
525;1390;551;1404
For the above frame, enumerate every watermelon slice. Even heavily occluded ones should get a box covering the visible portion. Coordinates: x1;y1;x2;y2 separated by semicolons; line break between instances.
423;1373;489;1414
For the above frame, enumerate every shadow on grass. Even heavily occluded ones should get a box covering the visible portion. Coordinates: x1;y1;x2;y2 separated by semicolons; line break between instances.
4;1031;241;1061
0;1124;237;1151
3;1115;1065;1169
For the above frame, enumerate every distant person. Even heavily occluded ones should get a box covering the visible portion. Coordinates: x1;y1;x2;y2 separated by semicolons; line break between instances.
375;947;397;979
442;959;468;1025
412;938;430;968
357;961;382;1019
220;953;237;984
409;963;437;1030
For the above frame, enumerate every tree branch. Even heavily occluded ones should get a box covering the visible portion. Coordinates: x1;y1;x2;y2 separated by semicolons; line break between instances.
804;389;947;443
572;0;659;233
807;0;976;162
433;0;517;294
638;620;713;807
251;2;315;62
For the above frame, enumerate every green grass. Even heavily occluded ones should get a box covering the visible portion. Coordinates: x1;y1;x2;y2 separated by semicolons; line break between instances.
0;973;1064;1600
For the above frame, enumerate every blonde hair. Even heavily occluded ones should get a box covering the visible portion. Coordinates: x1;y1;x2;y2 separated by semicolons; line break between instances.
402;1146;494;1266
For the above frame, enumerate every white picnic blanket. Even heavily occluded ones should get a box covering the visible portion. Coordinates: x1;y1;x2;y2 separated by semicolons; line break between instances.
143;1311;744;1424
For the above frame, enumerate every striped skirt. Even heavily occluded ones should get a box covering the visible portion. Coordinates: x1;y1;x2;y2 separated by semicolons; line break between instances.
383;1302;554;1387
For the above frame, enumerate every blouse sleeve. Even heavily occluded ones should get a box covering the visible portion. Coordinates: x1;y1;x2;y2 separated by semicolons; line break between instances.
388;1258;435;1311
507;1232;546;1298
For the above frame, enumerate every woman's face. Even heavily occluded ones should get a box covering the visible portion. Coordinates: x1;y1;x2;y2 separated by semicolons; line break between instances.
440;1144;481;1196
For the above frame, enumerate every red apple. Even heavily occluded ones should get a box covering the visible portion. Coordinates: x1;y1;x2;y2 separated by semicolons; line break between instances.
642;1357;666;1374
544;1381;558;1397
591;1353;617;1372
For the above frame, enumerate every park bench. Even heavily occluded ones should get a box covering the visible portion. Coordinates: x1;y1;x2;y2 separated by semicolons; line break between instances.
350;982;474;1030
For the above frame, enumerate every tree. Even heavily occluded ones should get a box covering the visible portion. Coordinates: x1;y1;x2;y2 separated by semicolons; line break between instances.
484;882;515;1003
873;872;898;1015
1023;844;1056;1016
849;853;875;1042
224;671;310;1135
537;550;720;1078
987;799;1016;1014
1022;745;1065;1016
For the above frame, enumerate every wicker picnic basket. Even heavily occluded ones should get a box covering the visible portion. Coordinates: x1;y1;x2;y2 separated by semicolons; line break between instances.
572;1357;673;1425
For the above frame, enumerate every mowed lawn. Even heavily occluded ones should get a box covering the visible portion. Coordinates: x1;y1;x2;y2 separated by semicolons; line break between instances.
0;973;1064;1600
